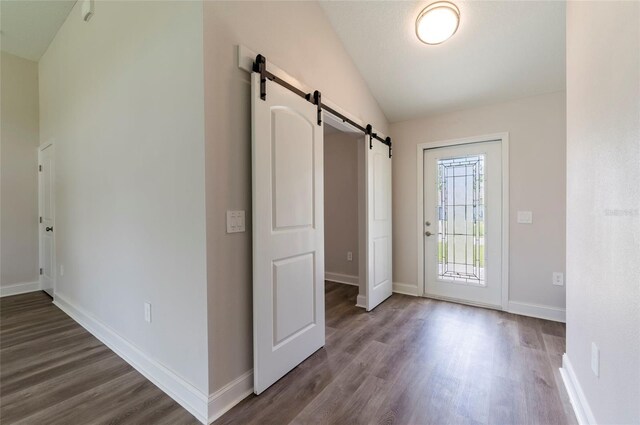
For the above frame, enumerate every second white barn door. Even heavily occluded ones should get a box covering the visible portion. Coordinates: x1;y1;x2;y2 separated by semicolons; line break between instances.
365;137;393;311
252;73;325;394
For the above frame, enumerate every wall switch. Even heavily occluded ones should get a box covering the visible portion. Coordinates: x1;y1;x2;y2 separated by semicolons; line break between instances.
60;265;64;277
591;342;600;377
517;210;533;224
347;251;353;261
552;272;564;286
226;210;246;233
144;302;152;323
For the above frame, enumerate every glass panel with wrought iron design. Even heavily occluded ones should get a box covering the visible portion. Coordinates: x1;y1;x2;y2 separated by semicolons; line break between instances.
437;154;485;286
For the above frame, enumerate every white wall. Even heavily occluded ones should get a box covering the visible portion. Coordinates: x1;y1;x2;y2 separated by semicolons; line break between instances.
1;52;39;289
390;91;567;315
324;131;359;280
202;1;389;392
565;1;640;423
39;0;209;395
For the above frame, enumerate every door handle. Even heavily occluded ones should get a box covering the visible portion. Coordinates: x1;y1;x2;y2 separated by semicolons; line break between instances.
425;231;432;236
45;227;53;232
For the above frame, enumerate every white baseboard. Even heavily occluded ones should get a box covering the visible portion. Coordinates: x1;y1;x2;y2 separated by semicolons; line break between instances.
392;282;419;296
0;281;41;297
207;370;253;423
356;294;366;309
53;294;209;424
507;301;566;323
325;272;359;286
560;354;597;425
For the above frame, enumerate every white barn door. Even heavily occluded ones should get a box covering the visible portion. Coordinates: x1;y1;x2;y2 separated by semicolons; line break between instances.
366;138;393;311
252;73;325;394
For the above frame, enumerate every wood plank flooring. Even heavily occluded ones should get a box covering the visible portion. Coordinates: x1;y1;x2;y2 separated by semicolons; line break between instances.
215;282;577;425
1;285;577;425
0;291;199;425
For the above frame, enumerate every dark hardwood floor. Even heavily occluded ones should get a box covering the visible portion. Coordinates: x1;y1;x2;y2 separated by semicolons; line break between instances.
0;291;199;425
1;284;576;425
215;282;577;425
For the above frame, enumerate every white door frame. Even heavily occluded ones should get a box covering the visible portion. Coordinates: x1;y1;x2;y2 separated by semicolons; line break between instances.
38;140;56;296
416;133;509;310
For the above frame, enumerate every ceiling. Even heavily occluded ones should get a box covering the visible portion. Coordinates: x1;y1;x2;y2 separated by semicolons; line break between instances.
320;1;566;122
1;0;76;61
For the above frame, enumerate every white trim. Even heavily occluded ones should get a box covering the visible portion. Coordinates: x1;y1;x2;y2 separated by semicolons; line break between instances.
416;133;510;309
392;282;419;296
325;272;359;286
560;354;597;425
507;301;566;323
207;370;253;424
53;294;209;424
356;294;367;309
0;281;41;297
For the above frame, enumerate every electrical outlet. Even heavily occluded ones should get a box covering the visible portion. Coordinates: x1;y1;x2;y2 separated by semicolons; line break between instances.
517;211;533;224
144;302;152;323
591;342;600;377
347;251;353;261
60;264;64;277
552;272;564;286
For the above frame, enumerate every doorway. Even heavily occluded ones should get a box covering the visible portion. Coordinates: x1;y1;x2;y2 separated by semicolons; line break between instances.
323;121;365;307
418;135;509;309
38;142;55;297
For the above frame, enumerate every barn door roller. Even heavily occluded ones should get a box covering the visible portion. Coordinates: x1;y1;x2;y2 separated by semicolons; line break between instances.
252;54;392;158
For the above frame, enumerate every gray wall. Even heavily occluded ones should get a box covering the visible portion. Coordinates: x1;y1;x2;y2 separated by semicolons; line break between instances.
39;1;209;393
1;52;39;289
390;91;567;313
324;131;359;279
566;1;639;422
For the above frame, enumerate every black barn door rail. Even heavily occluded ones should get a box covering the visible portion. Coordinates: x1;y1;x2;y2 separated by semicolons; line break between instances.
252;54;392;158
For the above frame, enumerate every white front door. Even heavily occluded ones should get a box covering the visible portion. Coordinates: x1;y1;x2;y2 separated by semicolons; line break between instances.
423;141;502;307
252;73;325;394
39;144;55;297
365;137;392;311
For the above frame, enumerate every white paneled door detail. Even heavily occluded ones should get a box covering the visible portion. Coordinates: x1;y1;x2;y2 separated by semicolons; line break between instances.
252;73;325;395
366;139;392;311
39;143;55;297
423;141;502;307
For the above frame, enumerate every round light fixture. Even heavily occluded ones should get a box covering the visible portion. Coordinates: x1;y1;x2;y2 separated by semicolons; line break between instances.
415;2;460;45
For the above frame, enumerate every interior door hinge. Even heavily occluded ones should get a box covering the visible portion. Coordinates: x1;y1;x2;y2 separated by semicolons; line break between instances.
39;165;42;172
40;217;43;223
39;268;43;275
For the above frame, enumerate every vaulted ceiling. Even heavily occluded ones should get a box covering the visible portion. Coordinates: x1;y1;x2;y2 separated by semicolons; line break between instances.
1;0;76;61
320;1;566;122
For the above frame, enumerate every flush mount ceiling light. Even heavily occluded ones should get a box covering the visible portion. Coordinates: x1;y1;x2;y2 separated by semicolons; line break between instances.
415;1;460;45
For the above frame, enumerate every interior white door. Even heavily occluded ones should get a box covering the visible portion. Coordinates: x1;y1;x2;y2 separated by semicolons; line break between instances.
39;144;55;297
252;72;325;394
423;141;502;307
365;137;393;311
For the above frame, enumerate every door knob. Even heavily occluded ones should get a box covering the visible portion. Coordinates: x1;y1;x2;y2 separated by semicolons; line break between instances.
425;231;432;236
45;227;53;232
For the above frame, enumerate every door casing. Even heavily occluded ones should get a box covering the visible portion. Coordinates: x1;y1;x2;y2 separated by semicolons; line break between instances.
416;133;509;310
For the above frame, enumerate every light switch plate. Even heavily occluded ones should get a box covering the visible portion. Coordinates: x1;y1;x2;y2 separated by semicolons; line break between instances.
517;211;533;224
226;210;246;233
